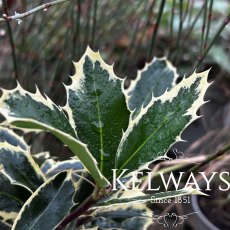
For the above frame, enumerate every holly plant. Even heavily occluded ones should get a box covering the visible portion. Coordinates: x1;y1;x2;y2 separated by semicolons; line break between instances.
0;47;209;229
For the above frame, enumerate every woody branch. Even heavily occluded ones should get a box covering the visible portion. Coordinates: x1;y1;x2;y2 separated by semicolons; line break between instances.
0;0;70;23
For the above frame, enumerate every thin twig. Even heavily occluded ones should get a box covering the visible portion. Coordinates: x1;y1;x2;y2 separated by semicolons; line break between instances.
185;131;216;154
169;0;176;53
183;5;204;42
174;0;190;64
140;155;205;190
181;0;190;23
193;14;230;71
56;194;96;229
2;0;18;80
200;0;208;56
133;0;156;60
72;0;81;61
175;3;204;65
50;2;73;97
189;143;230;173
0;0;70;23
172;0;183;63
141;164;160;191
27;0;45;31
147;0;166;61
204;0;213;49
177;0;184;46
118;0;146;72
91;0;98;48
84;1;92;47
118;20;139;72
187;0;195;26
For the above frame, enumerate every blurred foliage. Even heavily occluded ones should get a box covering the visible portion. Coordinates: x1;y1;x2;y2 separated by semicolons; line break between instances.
0;0;229;156
0;0;229;93
0;2;229;228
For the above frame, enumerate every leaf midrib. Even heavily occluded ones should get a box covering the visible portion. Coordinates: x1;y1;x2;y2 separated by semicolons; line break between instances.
117;104;182;175
117;117;168;175
28;177;70;229
92;76;104;172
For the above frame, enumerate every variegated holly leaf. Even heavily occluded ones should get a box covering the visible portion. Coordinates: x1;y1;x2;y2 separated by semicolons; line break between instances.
0;84;109;188
0;127;28;151
0;143;45;192
0;85;76;136
64;47;130;178
41;159;56;174
126;58;177;116
97;187;203;206
0;128;45;192
32;151;50;166
84;203;153;230
116;70;210;175
0;128;41;224
45;158;84;178
12;171;75;230
0;172;30;226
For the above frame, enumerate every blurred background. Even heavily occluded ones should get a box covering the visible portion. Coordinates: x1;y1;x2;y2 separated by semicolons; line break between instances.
0;0;230;229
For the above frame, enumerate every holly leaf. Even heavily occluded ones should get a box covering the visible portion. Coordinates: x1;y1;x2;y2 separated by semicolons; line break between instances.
45;158;84;178
126;58;177;117
32;151;50;167
12;171;75;230
0;128;45;192
64;47;130;178
101;188;204;207
0;84;109;188
0;127;28;151
84;203;153;230
116;70;210;175
0;172;30;225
